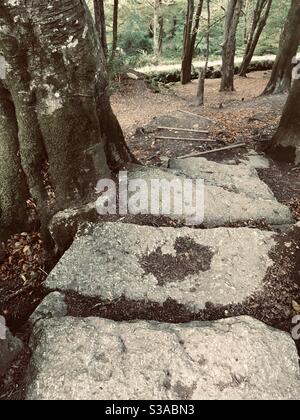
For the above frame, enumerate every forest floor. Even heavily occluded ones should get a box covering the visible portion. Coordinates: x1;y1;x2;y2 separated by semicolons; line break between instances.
1;70;300;399
112;70;270;138
111;69;300;218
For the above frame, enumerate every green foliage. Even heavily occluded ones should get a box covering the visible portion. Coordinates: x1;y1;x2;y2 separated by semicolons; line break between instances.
88;0;293;68
118;13;153;55
256;0;290;55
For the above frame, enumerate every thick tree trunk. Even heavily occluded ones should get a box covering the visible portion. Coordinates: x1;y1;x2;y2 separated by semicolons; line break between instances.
0;82;30;240
262;0;300;95
266;78;300;164
220;0;243;92
94;0;108;59
0;0;135;240
239;0;272;77
181;0;204;85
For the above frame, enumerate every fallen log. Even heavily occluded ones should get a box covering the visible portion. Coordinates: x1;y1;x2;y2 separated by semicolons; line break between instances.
144;59;274;84
157;126;209;134
178;110;216;123
179;143;247;159
155;136;215;142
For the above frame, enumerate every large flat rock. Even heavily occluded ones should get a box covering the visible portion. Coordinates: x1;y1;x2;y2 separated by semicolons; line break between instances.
128;166;292;227
144;111;212;132
45;223;276;310
49;160;292;253
169;157;273;199
26;316;300;400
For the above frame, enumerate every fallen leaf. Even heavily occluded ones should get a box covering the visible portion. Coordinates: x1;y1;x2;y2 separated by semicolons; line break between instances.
292;300;300;314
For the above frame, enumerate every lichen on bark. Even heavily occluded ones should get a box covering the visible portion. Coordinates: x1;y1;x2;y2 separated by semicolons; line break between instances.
0;0;135;241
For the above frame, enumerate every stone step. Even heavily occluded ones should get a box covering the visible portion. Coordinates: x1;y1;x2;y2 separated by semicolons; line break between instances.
128;165;292;227
26;316;300;400
168;156;272;199
45;223;276;311
49;156;292;251
143;111;213;133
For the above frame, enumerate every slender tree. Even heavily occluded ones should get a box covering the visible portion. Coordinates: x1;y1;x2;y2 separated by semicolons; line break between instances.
243;0;251;46
0;0;135;242
153;0;160;55
94;0;108;59
170;16;178;39
153;0;164;56
158;15;164;55
239;0;273;77
266;77;300;163
181;0;204;85
220;0;243;92
262;0;300;95
196;0;211;106
110;0;119;63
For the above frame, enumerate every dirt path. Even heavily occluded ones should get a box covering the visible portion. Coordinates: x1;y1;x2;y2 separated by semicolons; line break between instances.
112;71;288;165
111;71;278;137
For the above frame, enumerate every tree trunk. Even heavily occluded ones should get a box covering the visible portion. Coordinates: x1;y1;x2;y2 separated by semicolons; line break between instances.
239;0;272;77
181;0;204;85
196;0;210;106
110;0;119;63
94;0;108;59
266;78;300;164
262;0;300;95
243;0;251;46
181;0;195;84
170;16;177;39
153;0;162;56
220;0;243;92
0;0;135;241
0;82;30;240
158;16;164;55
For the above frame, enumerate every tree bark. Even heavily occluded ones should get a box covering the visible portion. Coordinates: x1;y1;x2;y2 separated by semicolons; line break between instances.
0;0;135;241
153;0;162;56
110;0;119;63
170;16;177;39
181;0;204;85
94;0;108;59
243;0;251;46
0;82;30;240
220;0;243;92
196;0;210;106
266;78;300;164
181;0;195;84
239;0;272;77
158;16;164;55
262;0;300;95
